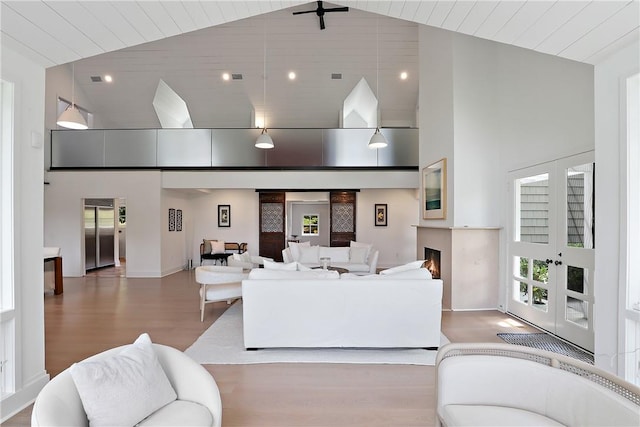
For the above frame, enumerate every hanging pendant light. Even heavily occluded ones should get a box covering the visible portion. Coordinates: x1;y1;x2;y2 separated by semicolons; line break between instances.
368;17;387;149
57;64;88;130
255;17;274;149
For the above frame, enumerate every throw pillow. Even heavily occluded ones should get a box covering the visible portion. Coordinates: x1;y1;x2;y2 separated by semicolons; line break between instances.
319;246;350;263
378;268;432;279
263;259;298;270
349;247;368;264
379;260;427;275
350;241;372;261
69;333;177;427
288;241;310;261
298;245;320;264
211;240;226;254
203;239;212;254
239;251;252;263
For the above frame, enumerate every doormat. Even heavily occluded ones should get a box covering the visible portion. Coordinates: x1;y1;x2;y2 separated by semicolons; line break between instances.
497;332;594;364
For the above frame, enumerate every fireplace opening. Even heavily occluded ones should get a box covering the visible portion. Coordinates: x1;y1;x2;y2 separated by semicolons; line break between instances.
424;247;441;279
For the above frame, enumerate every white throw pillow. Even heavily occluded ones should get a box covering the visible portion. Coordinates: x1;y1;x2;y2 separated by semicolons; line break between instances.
239;251;252;263
263;259;298;270
210;241;226;254
288;241;310;261
319;246;350;263
298;245;320;264
379;260;427;275
69;333;177;427
296;262;312;271
350;241;373;261
349;247;368;264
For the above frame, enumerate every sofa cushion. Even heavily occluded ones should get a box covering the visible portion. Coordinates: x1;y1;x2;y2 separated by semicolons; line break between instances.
440;405;564;427
379;268;432;279
349;247;368;264
288;241;310;261
210;240;226;254
138;400;213;426
319;246;350;263
69;333;177;427
247;269;339;280
298;245;320;263
263;260;298;271
350;241;373;261
203;239;213;254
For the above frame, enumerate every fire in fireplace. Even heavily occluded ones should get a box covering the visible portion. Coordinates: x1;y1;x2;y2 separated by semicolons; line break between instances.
424;247;441;279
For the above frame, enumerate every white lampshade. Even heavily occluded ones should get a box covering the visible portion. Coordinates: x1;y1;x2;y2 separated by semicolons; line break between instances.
255;128;274;149
368;127;388;149
57;105;88;130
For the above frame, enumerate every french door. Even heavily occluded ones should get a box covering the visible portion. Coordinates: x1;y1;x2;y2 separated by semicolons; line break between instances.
508;152;595;352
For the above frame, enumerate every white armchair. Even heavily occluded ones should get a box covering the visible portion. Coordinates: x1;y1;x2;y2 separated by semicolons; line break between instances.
227;252;273;270
196;265;248;321
32;342;222;426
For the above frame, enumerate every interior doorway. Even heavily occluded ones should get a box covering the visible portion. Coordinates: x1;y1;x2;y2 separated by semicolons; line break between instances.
286;192;330;246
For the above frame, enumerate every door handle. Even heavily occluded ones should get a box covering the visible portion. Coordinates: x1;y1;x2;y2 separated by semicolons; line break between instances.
555;260;562;266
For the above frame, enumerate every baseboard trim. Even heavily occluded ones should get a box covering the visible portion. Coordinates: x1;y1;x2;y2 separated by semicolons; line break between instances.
0;371;49;423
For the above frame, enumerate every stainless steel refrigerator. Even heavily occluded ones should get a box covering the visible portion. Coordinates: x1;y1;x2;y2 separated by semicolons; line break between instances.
85;199;115;271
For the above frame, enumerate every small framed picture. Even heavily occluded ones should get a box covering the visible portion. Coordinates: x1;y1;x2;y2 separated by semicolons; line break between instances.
218;204;231;227
168;208;176;231
423;158;447;220
375;203;387;227
176;209;183;232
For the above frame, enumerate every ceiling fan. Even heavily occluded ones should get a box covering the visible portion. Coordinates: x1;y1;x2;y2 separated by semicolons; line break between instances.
293;1;349;30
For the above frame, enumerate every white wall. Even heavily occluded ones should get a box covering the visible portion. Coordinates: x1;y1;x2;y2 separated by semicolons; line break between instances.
0;46;49;422
44;171;163;277
594;41;640;375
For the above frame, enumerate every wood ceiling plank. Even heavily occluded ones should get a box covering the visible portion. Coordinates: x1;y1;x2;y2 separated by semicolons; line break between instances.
535;1;630;55
1;4;79;65
110;2;164;42
513;1;589;50
583;28;639;64
474;1;525;40
456;1;498;35
181;2;214;29
47;1;126;53
492;1;555;45
80;1;146;47
0;30;56;67
200;2;228;26
427;1;455;27
441;1;476;32
412;0;436;24
397;1;421;22
160;1;198;33
559;1;639;62
7;1;102;59
136;2;182;39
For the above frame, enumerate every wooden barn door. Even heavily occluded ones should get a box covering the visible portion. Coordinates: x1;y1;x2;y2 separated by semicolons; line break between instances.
259;191;286;261
329;191;356;247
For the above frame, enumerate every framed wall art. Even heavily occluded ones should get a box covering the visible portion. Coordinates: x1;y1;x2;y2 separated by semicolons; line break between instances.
176;209;183;232
168;208;176;231
375;204;387;226
423;158;447;220
218;204;231;227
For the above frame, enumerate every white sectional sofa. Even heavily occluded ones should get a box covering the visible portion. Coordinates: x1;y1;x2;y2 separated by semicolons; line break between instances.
436;342;640;427
282;241;379;273
242;267;442;350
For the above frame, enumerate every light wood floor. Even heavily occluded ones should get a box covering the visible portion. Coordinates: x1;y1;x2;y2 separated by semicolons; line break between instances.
4;265;536;426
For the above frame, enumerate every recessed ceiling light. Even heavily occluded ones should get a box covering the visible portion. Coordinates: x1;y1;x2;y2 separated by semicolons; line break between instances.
400;71;408;80
104;75;113;83
222;73;230;81
288;71;296;80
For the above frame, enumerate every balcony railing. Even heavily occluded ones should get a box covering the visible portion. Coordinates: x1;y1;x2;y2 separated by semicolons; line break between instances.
50;128;418;169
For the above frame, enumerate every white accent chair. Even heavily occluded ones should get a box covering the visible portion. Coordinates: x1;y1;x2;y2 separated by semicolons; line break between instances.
436;342;640;427
31;343;222;426
196;265;248;322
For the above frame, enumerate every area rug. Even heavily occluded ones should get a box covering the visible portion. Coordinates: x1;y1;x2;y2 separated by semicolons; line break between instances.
497;332;594;364
185;302;449;365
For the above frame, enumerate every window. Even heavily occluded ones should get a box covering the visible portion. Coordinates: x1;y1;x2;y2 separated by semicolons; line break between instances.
302;214;319;236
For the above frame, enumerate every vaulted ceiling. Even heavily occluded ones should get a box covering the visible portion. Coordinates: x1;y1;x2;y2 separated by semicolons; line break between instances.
2;1;638;129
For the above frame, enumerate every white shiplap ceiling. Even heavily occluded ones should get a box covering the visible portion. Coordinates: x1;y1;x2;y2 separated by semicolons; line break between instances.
2;1;638;129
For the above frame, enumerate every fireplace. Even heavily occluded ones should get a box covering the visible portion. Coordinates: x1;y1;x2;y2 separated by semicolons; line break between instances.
424;247;441;279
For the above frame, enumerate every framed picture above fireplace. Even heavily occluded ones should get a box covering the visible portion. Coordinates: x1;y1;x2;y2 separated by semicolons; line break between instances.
423;158;447;220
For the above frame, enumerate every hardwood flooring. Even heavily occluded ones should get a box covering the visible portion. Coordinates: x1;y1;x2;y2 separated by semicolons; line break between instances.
4;265;536;426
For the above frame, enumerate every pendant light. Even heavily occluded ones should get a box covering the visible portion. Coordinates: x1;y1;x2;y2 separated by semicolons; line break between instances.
255;17;274;149
368;17;387;149
57;64;88;130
